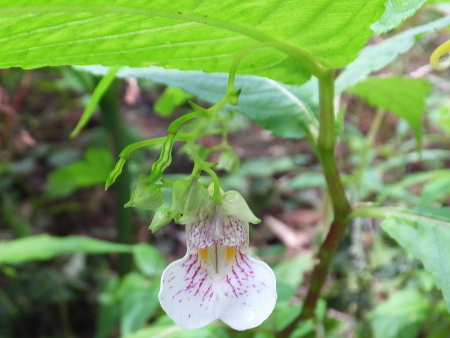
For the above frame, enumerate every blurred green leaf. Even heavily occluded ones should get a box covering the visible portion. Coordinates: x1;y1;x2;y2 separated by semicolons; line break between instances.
267;253;313;330
348;76;433;144
132;243;166;277
377;149;450;173
123;315;229;338
421;171;450;205
377;170;450;203
154;86;193;117
240;156;298;177
437;100;450;133
46;147;114;198
270;301;302;332
70;66;120;137
0;195;30;237
381;207;450;312
291;319;316;338
0;235;132;264
79;65;319;139
0;0;386;85
336;15;450;93
372;0;428;34
274;253;313;302
118;272;160;336
95;277;120;338
282;172;326;191
369;288;429;338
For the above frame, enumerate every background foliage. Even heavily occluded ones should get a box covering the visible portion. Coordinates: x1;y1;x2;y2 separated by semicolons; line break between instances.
1;0;450;337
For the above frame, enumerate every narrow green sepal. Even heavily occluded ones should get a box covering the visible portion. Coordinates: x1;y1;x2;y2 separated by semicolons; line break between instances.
105;158;126;190
149;209;173;232
222;190;260;224
187;101;209;116
125;174;163;210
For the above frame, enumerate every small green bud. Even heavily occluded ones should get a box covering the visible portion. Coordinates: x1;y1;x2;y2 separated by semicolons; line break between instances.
172;179;211;224
149;209;173;232
105;158;126;190
229;89;241;106
125;174;163;210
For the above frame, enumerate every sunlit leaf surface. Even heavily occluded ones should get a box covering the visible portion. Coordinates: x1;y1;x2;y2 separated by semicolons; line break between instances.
0;0;386;84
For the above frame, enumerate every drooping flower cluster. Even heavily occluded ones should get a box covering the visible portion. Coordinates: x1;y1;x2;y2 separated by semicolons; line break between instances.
158;189;277;330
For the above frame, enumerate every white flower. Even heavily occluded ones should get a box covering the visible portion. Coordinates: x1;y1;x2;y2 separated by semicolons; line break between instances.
159;190;277;330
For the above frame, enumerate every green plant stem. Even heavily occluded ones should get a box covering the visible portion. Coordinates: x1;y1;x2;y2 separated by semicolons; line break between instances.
280;70;351;336
99;79;133;276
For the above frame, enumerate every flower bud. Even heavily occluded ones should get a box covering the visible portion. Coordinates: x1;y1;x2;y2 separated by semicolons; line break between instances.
149;209;173;232
171;179;209;222
125;174;163;210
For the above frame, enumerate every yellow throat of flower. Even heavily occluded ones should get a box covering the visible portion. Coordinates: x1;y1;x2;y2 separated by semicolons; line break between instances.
198;245;237;274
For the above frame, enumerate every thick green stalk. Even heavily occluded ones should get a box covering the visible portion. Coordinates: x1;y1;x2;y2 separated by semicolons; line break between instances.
280;70;351;336
99;79;133;276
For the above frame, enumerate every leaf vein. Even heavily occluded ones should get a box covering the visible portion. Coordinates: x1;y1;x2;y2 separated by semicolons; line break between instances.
0;34;245;57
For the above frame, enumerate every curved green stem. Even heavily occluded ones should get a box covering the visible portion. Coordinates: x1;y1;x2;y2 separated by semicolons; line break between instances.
202;166;222;203
119;137;167;158
105;137;167;189
167;111;203;134
280;69;352;336
188;141;222;203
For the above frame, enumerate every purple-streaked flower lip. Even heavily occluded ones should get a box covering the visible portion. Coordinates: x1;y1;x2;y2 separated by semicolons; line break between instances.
159;245;276;330
158;190;276;330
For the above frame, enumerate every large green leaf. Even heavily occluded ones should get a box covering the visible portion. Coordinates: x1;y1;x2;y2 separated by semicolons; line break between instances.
336;15;450;93
348;76;433;143
0;0;386;84
381;207;450;312
80;65;319;138
0;234;132;264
